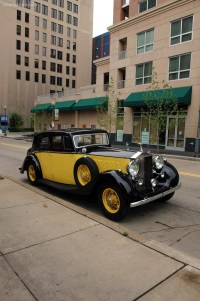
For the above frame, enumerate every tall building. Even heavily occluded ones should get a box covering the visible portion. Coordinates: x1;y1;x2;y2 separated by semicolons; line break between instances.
31;0;200;154
0;0;93;126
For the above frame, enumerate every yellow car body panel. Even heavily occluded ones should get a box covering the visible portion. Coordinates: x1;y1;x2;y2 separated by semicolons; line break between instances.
35;152;130;185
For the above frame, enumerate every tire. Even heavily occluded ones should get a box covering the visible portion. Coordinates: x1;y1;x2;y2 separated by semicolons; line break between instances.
159;192;174;202
98;182;129;221
27;162;39;186
74;157;99;187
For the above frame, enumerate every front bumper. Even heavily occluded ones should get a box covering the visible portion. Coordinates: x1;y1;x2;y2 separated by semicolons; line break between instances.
130;183;181;208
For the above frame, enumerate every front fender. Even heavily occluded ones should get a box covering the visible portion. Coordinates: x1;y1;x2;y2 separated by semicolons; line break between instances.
20;155;42;178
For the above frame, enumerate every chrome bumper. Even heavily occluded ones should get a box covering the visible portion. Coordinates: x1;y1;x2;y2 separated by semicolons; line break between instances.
130;183;181;208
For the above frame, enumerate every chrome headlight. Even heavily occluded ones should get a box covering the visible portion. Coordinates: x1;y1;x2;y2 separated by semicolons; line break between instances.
154;155;164;170
127;160;139;177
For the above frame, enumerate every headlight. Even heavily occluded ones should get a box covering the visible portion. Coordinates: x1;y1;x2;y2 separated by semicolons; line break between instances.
154;155;164;170
127;160;139;177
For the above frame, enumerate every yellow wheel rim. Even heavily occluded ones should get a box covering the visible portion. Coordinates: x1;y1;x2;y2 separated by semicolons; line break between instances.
102;188;120;214
28;165;36;182
77;164;91;186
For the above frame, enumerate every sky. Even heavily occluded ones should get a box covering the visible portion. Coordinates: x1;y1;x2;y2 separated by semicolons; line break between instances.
93;0;114;37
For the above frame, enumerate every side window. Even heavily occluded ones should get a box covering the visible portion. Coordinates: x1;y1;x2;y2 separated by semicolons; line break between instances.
36;136;50;150
52;135;64;150
64;136;73;151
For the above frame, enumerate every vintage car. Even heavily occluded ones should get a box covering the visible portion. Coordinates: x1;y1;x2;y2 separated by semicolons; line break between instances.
20;129;181;221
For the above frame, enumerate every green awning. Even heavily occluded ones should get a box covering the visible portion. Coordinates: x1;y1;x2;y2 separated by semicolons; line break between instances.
49;100;76;111
31;103;51;113
124;86;192;107
72;97;108;111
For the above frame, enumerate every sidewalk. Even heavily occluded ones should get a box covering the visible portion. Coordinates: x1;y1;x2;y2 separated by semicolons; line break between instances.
0;176;200;301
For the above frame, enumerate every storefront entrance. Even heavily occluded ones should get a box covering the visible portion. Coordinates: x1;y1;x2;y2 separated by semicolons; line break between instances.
166;116;186;151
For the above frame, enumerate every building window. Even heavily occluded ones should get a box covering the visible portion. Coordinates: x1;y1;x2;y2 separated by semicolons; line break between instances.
35;73;39;82
25;42;29;52
34;2;41;13
137;29;154;54
58;38;63;47
66;53;70;62
57;64;62;73
42;74;46;83
58;24;63;34
24;0;31;9
52;0;57;4
16;70;21;79
42;47;46;56
58;0;64;8
42;60;46;70
66;66;70;74
72;67;76;76
16;0;23;6
51;22;57;32
35;44;39;54
73;17;78;26
50;76;56;85
26;71;30;81
35;16;39;26
73;55;76;63
16;40;21;50
17;25;21;35
50;62;56;71
16;55;21;65
51;8;57;19
42;4;48;15
67;1;72;11
67;40;70;49
58;11;63;21
66;78;69;87
73;42;76;51
139;0;156;13
35;30;39;40
25;56;29;66
25;27;29;38
66;14;72;24
43;19;47;29
73;29;77;39
43;33;47;43
72;80;76;88
35;59;39;68
17;10;21;20
57;51;63;60
51;35;56;45
136;61;153;85
25;12;29;23
51;49;56;58
169;53;191;80
67;27;71;37
57;77;62;86
73;4;78;14
171;16;193;45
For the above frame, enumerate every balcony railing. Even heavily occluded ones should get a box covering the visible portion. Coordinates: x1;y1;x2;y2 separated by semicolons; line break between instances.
118;50;126;60
117;80;125;89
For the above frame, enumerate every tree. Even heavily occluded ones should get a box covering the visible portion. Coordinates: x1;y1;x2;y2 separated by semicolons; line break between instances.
9;112;24;129
96;78;121;137
34;111;51;132
142;69;187;153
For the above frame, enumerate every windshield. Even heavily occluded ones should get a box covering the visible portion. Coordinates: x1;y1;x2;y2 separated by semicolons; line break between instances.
73;133;109;148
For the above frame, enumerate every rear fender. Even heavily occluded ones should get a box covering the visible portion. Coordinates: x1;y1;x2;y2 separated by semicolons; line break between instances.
20;155;42;178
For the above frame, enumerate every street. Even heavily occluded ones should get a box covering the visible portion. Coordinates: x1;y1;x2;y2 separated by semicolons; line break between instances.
0;137;200;260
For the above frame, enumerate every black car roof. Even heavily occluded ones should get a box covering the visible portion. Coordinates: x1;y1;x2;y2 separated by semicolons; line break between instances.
34;128;108;137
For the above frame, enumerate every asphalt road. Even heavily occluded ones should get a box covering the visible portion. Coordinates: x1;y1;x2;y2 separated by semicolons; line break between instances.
0;137;200;260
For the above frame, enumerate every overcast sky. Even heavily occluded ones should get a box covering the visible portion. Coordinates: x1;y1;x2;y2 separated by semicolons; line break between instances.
93;0;114;37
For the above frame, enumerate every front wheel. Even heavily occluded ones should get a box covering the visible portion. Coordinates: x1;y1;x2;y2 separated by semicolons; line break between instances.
27;162;38;186
98;182;129;221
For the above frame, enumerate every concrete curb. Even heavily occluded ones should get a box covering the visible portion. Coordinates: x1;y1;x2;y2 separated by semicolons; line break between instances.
3;175;200;271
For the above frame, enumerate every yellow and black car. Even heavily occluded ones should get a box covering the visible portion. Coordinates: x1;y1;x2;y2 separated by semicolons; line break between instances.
20;129;181;221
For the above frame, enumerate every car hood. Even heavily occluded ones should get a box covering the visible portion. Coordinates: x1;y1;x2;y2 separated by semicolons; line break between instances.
86;147;150;159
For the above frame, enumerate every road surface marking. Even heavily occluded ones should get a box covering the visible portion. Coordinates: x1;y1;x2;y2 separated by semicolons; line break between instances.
179;172;200;178
0;142;28;149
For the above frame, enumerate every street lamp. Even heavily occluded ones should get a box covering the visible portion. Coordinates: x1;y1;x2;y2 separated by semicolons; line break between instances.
51;100;55;130
4;106;7;137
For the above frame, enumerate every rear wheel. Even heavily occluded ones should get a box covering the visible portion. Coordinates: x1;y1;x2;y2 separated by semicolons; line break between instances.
27;162;38;186
98;182;129;221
